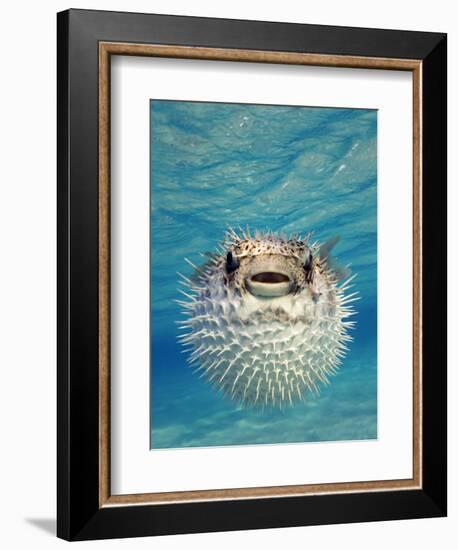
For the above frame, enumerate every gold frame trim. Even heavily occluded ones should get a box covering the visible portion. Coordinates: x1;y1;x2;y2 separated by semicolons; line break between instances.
98;42;422;507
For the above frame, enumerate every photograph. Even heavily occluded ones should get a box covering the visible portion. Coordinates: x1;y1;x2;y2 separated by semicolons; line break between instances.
52;7;447;542
0;0;452;546
150;99;378;449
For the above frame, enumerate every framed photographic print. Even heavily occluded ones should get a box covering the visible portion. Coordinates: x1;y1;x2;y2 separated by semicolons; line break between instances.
57;9;447;541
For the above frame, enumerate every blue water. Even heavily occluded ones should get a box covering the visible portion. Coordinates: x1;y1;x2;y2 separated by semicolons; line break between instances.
150;100;377;449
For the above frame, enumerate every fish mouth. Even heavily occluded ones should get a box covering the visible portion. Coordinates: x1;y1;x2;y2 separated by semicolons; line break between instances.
251;272;290;284
246;271;293;298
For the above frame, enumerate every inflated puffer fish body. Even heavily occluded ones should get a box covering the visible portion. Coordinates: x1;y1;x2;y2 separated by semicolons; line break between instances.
177;229;358;409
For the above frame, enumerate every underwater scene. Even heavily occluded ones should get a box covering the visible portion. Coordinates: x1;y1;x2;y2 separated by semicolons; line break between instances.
150;100;377;449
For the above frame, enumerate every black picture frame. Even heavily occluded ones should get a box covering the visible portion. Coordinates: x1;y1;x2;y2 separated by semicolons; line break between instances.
57;8;447;541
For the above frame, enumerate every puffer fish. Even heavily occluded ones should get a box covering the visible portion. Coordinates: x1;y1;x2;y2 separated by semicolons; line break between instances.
177;228;358;409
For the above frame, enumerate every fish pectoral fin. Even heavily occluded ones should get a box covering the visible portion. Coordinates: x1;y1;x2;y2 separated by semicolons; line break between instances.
329;262;351;281
319;235;340;261
318;235;351;281
186;251;219;284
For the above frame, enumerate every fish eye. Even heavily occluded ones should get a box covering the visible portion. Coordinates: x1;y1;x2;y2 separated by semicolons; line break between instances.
226;251;240;274
303;250;313;271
